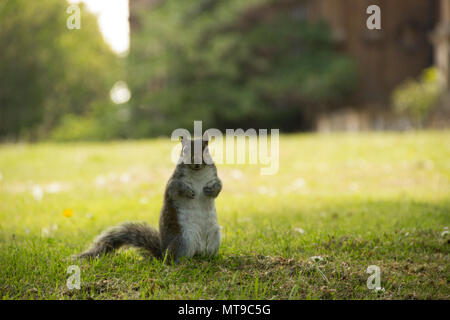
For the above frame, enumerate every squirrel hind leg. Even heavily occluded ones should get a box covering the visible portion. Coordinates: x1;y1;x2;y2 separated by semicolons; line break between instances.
163;235;194;264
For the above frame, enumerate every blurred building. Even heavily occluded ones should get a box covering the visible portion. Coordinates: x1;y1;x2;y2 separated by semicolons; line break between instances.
311;0;436;104
307;0;446;130
429;0;450;129
432;0;450;89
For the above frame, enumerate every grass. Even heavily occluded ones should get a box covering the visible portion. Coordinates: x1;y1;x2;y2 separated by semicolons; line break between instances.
0;131;449;300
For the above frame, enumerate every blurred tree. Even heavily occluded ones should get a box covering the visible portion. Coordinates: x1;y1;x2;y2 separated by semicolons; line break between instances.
128;0;357;136
0;0;119;140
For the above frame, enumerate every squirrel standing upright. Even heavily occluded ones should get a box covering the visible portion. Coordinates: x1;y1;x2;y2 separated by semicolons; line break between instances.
77;135;222;263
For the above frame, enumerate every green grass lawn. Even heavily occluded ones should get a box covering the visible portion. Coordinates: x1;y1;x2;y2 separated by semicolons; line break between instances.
0;131;449;299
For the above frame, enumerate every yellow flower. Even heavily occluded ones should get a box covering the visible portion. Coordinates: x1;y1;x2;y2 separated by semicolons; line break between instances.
63;209;73;218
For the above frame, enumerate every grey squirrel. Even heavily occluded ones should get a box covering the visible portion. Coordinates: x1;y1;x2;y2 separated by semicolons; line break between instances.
76;135;222;263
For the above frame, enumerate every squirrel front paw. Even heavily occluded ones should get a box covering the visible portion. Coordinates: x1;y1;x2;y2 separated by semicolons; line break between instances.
180;183;196;199
203;179;222;198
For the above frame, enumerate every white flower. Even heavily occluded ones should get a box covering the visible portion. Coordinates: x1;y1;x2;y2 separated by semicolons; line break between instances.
120;173;131;184
310;256;324;262
292;178;306;189
294;228;305;234
349;182;359;191
230;169;243;180
41;228;50;237
46;182;62;194
32;186;44;201
423;160;434;170
258;186;269;194
95;175;106;187
441;230;449;237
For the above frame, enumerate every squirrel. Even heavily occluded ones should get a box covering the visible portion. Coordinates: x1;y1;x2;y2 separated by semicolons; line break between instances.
76;135;222;263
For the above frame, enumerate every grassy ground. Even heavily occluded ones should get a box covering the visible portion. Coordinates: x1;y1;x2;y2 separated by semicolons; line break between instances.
0;131;449;300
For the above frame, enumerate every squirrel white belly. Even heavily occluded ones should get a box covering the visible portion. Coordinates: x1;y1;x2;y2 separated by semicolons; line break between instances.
176;165;221;257
77;135;222;263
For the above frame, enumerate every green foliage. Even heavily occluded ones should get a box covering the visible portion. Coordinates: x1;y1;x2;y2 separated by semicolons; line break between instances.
392;67;444;126
49;103;134;142
0;0;119;140
128;0;357;136
49;114;103;142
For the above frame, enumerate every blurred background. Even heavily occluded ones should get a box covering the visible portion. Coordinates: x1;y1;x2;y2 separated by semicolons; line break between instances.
0;0;449;142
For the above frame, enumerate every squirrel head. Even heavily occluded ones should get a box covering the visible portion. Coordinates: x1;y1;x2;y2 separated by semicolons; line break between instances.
179;134;213;170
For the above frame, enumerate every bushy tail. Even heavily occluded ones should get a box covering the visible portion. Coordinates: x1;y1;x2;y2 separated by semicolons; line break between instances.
76;222;162;259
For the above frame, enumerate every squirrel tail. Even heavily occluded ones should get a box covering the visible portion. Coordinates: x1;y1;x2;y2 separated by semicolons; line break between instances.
76;222;162;259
